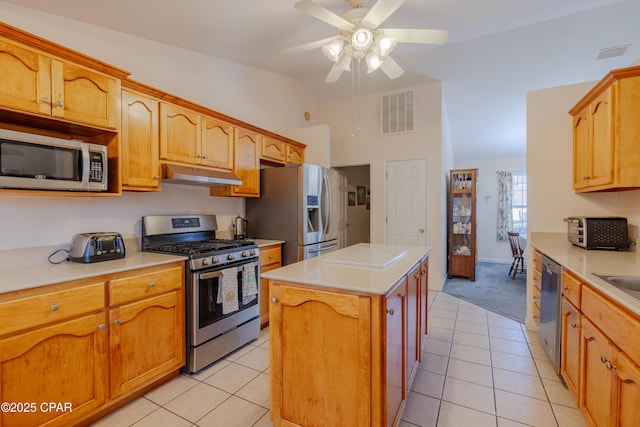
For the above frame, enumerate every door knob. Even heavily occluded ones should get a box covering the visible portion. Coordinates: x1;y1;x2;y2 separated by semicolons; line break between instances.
419;228;425;233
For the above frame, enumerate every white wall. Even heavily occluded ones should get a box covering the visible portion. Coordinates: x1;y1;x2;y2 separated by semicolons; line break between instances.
319;82;446;290
0;3;320;251
455;157;527;263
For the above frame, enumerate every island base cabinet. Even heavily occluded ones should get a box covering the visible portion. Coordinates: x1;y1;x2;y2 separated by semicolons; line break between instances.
270;284;373;427
0;312;108;427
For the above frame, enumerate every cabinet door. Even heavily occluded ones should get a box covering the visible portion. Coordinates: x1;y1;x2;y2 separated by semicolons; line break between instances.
385;280;406;427
160;102;201;164
286;144;305;164
121;89;160;190
258;245;282;327
615;350;640;427
261;136;286;163
0;312;108;427
201;116;234;171
560;298;580;397
580;317;614;427
572;109;590;190
406;264;420;386
232;127;260;197
0;37;51;116
270;284;371;427
109;291;185;397
53;59;119;129
589;88;615;187
420;256;429;351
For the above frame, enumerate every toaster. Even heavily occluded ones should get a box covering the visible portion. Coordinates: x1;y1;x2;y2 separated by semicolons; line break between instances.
563;217;629;250
69;232;126;263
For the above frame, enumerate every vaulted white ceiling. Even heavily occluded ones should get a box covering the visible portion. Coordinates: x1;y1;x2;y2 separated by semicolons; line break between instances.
3;0;639;162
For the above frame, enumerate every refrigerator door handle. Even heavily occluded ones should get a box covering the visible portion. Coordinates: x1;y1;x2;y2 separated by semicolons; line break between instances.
321;172;331;235
308;243;338;253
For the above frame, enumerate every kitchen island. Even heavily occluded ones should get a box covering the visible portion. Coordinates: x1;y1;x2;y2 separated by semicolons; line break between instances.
261;243;431;427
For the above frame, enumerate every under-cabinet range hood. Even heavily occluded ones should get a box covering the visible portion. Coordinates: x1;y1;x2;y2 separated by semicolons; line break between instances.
162;164;242;186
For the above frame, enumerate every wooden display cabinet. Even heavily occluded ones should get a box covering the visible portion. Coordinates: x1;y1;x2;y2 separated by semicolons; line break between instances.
447;169;478;281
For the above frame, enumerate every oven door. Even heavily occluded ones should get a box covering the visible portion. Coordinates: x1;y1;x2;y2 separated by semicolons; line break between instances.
190;260;260;346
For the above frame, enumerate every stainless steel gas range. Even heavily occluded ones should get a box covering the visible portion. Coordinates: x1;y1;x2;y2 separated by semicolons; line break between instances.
141;214;260;373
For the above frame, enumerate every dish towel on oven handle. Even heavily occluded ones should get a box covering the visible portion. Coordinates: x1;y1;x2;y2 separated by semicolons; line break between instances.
242;262;258;304
217;267;239;314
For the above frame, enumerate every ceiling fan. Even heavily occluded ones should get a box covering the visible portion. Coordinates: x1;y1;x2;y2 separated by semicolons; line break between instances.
282;0;448;83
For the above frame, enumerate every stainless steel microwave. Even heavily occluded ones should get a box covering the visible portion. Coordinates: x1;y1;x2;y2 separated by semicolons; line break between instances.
0;129;107;192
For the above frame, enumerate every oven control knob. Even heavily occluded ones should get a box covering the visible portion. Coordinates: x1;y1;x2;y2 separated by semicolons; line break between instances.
241;251;248;257
211;256;219;264
202;258;209;266
227;253;235;261
250;249;256;256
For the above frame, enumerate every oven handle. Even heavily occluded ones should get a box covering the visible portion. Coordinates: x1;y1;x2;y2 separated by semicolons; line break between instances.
200;270;224;280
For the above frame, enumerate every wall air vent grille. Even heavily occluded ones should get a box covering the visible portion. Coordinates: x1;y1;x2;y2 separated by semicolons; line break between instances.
381;90;415;135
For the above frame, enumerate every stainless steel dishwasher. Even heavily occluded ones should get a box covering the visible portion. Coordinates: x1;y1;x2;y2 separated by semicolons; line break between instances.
539;255;563;373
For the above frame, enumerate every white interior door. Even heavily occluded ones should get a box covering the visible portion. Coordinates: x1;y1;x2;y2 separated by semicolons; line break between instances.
386;159;427;246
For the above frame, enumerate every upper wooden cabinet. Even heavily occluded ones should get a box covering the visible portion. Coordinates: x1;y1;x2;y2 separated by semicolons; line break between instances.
121;89;161;191
201;116;234;171
211;127;260;197
261;135;305;165
569;66;640;192
0;36;120;130
160;102;202;164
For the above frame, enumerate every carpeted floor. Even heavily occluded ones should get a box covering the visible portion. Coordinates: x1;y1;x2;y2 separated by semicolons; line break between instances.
443;262;527;323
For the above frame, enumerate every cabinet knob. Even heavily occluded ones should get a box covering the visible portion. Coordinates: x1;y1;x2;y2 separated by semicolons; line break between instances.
56;100;64;107
386;309;395;316
197;154;202;158
571;322;578;329
203;155;208;159
563;285;569;291
271;297;278;303
114;319;121;325
42;97;51;104
98;324;106;330
419;228;425;233
154;175;160;179
50;304;59;312
149;282;155;288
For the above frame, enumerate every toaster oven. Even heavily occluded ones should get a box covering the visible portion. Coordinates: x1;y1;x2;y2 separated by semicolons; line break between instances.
563;216;629;250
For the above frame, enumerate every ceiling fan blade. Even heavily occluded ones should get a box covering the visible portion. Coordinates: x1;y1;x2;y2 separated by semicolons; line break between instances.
362;0;405;28
295;0;354;30
382;28;449;45
325;63;345;83
281;36;339;55
380;55;404;79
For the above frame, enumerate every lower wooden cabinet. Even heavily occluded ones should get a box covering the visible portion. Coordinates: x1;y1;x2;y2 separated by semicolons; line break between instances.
258;243;282;328
109;290;184;397
269;256;428;427
560;297;581;397
0;261;185;427
0;312;108;427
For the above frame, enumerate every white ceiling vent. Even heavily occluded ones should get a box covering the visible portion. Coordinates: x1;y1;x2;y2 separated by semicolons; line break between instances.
381;90;415;135
597;44;630;60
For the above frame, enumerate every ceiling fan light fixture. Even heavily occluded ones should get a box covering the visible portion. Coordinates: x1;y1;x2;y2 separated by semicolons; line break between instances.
322;38;344;62
366;52;383;73
351;27;373;51
377;36;397;56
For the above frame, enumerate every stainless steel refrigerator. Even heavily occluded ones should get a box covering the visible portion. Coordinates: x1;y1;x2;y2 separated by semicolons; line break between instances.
246;163;346;265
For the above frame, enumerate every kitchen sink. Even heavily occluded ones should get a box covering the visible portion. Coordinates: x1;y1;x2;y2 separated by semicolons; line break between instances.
593;274;640;300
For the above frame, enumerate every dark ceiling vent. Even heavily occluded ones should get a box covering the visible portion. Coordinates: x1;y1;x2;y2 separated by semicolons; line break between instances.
381;90;415;135
597;45;630;60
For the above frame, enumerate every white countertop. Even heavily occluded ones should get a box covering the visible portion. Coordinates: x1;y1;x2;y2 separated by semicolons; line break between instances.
261;243;431;295
530;232;640;315
0;250;186;294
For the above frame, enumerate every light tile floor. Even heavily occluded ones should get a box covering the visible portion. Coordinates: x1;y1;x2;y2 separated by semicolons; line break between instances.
92;291;589;427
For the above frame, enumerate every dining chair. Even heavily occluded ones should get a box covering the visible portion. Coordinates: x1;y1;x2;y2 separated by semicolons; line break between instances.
507;231;526;279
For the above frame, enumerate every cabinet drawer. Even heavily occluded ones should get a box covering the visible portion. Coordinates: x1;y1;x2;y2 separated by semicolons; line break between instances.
533;250;543;272
109;265;183;306
0;282;105;336
581;285;640;362
260;245;282;267
561;271;582;309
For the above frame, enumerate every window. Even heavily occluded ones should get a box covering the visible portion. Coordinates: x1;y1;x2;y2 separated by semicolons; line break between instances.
511;172;527;234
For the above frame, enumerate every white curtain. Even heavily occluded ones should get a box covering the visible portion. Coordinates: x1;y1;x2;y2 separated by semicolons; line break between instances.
497;171;513;240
